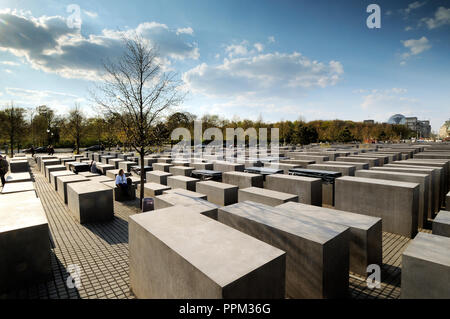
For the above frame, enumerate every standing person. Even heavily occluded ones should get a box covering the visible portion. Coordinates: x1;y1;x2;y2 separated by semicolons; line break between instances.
115;169;132;196
31;145;35;157
90;160;98;174
0;154;8;187
49;145;55;156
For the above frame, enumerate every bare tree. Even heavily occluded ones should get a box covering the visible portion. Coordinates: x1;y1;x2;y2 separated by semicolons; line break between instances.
64;103;85;154
93;35;184;207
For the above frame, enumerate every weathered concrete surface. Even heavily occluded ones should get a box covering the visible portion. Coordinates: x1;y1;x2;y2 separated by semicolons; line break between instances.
353;154;389;165
401;232;450;299
163;188;207;200
118;161;138;173
213;161;245;173
129;209;286;298
67;181;114;224
106;169;130;180
0;191;51;292
238;187;298;207
169;166;194;177
5;172;32;184
307;163;356;176
88;175;114;184
153;163;173;172
57;175;88;204
146;171;172;185
326;161;369;170
9;160;29;173
218;201;349;298
50;170;75;191
45;164;66;181
157;157;172;163
41;159;61;173
335;176;419;238
293;154;329;164
222;171;264;189
279;159;315;167
196;181;238;206
167;176;199;192
102;181;136;202
277;202;382;276
143;183;171;197
190;162;214;170
355;170;429;229
108;158;124;169
264;163;301;174
265;174;322;206
1;181;35;194
336;157;379;168
96;164;115;175
432;210;450;237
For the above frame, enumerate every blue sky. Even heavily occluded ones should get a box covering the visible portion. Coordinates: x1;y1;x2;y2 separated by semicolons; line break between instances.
0;0;449;131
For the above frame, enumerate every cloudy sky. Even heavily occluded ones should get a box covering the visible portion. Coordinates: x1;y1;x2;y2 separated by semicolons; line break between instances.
0;0;449;131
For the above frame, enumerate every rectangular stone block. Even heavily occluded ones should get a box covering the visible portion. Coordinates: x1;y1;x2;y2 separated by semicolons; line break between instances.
265;174;322;206
157;157;172;163
45;164;66;180
118;161;137;173
100;155;115;164
356;170;429;229
326;160;369;170
96;163;115;175
276;202;382;276
106;169;130;180
0;192;51;293
222;171;263;189
308;164;356;176
336;157;379;168
67;181;114;223
239;187;298;207
68;162;90;173
143;183;171;197
153;163;173;172
129;209;286;298
102;181;136;202
9;160;29;173
401;232;450;299
1;181;34;194
218;201;349;298
167;176;199;192
169;166;194;177
190;162;214;170
432;210;450;237
5;172;31;184
78;172;100;178
335;176;419;238
213;161;245;172
57;175;88;204
264;163;301;174
196;181;238;206
50;170;75;191
41;159;60;172
89;175;114;183
146;171;172;185
153;193;216;215
162;188;207;200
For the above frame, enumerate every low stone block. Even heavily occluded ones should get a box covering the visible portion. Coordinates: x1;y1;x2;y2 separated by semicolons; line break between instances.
432;210;450;237
153;163;174;172
50;170;75;191
196;181;238;206
143;182;171;197
102;181;136;201
167;176;199;192
213;161;245;172
108;158;124;169
326;161;369;170
146;171;172;185
169;166;194;177
265;174;322;206
222;171;263;189
239;187;298;206
89;175;113;183
129;208;286;298
118;161;137;173
276;201;382;276
308;164;356;176
336;157;379;168
0;192;51;293
264;163;301;174
78;172;100;178
106;169;131;180
401;232;450;299
335;176;419;238
45;164;66;180
1;181;34;194
5;172;31;184
190;162;214;170
41;159;60;172
57;175;88;204
162;188;207;200
9;160;29;173
96;164;115;175
157;157;172;163
218;201;349;298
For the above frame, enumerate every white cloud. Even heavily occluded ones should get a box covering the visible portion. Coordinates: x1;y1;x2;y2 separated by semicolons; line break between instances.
0;10;199;81
401;36;431;60
183;51;344;99
83;10;98;18
402;1;426;16
421;6;450;29
254;43;264;52
405;26;413;31
268;36;275;43
0;61;20;66
176;27;194;35
225;41;249;58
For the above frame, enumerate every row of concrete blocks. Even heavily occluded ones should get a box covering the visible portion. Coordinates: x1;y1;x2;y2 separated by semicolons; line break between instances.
129;198;383;299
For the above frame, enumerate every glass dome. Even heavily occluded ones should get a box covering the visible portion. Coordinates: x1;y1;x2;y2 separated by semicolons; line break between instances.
387;114;406;125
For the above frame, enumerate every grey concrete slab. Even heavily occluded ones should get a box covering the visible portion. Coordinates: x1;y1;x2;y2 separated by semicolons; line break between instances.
50;170;75;191
0;192;51;293
108;158;124;169
222;171;263;189
432;210;450;237
5;172;32;183
78;172;100;178
129;208;286;298
143;183;171;197
118;161;137;173
336;157;379;168
335;176;419;238
96;164;115;175
102;181;136;202
9;160;29;173
106;169;130;180
45;164;66;181
1;181;34;194
153;163;173;172
146;171;172;185
213;161;245;172
41;159;60;173
308;164;356;176
401;232;450;299
218;201;349;298
89;175;114;184
264;163;301;174
277;201;382;276
57;175;88;204
169;166;194;177
167;176;199;192
190;162;214;170
326;161;369;170
355;170;429;229
238;187;298;207
292;154;329;164
67;181;114;224
279;159;316;167
162;188;207;200
265;174;322;206
196;181;238;206
353;154;389;165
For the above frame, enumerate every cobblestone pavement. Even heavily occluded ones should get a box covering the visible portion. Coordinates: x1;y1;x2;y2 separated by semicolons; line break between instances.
1;158;431;299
